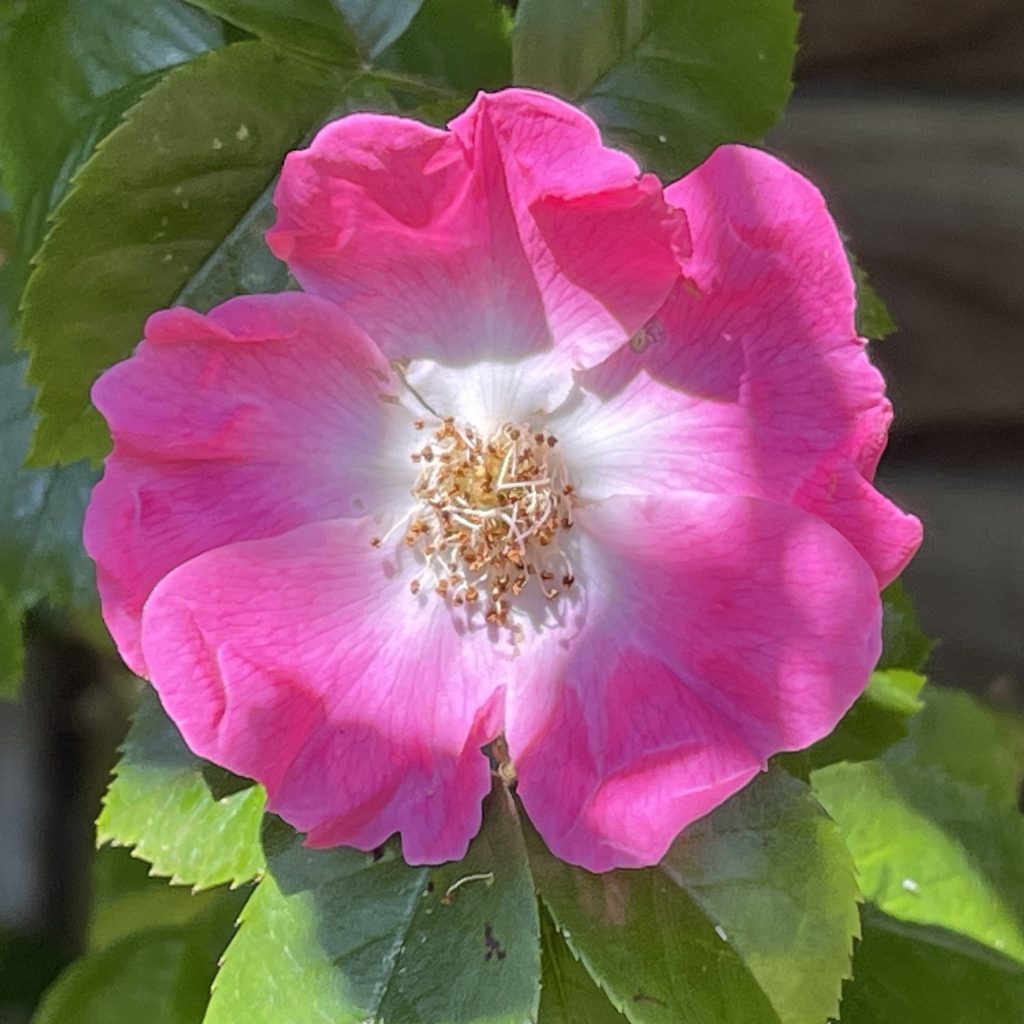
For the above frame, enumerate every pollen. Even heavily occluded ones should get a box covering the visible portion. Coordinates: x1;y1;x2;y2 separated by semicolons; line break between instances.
391;416;578;626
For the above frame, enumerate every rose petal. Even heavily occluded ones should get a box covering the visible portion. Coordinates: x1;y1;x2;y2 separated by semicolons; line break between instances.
793;457;923;586
584;145;921;582
268;89;684;369
140;517;507;864
84;293;414;673
507;492;882;870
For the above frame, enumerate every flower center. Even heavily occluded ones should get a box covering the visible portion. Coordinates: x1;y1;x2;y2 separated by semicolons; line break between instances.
380;416;577;626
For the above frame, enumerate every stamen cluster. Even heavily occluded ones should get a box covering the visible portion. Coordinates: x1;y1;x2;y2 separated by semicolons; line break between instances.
379;416;577;626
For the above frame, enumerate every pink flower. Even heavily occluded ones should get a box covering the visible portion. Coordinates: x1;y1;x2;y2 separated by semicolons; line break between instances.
84;90;922;871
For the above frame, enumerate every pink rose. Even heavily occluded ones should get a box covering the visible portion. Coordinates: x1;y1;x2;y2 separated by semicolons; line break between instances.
84;90;921;871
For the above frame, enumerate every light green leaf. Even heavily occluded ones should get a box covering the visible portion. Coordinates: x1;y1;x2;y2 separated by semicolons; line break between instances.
187;0;423;61
512;0;799;178
0;0;224;278
885;686;1024;810
20;40;354;466
840;910;1024;1024
97;687;266;890
206;782;540;1024
812;759;1024;965
853;260;898;341
529;769;860;1024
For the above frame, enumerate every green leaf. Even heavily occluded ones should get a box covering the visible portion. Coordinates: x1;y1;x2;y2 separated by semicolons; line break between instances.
184;0;360;62
512;0;799;179
34;930;215;1024
175;181;295;313
840;910;1024;1024
800;668;926;770
0;220;95;700
812;759;1024;965
853;260;898;341
206;782;540;1024
0;597;22;699
0;0;224;278
187;0;423;61
879;579;933;673
0;347;96;600
378;0;512;92
97;687;266;890
529;769;860;1024
87;846;240;953
538;906;631;1024
34;894;240;1024
20;40;348;466
886;686;1024;812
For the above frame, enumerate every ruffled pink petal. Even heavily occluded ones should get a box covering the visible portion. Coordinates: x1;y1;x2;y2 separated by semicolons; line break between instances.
507;492;882;871
793;457;923;586
268;89;684;369
84;293;414;674
140;518;507;864
585;144;921;583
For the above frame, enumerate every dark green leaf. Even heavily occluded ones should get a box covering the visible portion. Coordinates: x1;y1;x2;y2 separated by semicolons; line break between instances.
879;579;933;673
325;0;426;57
206;782;540;1024
538;906;629;1024
87;846;239;953
175;180;295;313
184;0;360;62
201;762;259;801
0;0;224;278
0;350;96;599
0;598;22;699
20;40;348;466
378;0;512;92
97;687;266;890
512;0;799;178
799;668;926;770
0;221;95;699
840;910;1024;1024
34;930;215;1024
812;759;1024;965
34;892;240;1024
529;769;859;1024
187;0;423;61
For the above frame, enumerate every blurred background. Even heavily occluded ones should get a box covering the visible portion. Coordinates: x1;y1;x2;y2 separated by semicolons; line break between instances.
770;0;1024;709
1;0;1022;1020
